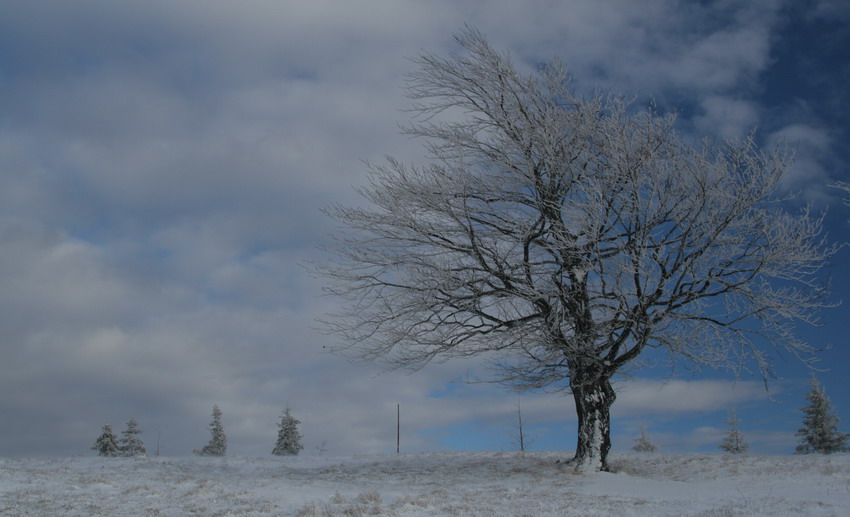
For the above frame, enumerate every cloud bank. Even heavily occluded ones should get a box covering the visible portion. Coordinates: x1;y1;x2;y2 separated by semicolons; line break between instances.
0;0;846;457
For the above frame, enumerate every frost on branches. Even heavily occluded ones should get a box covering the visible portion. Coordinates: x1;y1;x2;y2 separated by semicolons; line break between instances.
273;408;303;456
834;181;850;214
632;425;657;453
92;424;120;457
118;418;146;457
318;27;836;471
194;405;227;457
719;409;748;454
795;377;849;454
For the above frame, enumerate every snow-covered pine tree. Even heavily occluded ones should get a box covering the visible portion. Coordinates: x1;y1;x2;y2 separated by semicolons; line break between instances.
719;408;748;454
194;404;227;456
118;417;146;457
632;425;657;452
92;424;120;457
272;407;303;456
795;377;850;454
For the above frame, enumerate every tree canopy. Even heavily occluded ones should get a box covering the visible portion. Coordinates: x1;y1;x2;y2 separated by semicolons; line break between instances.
320;27;834;471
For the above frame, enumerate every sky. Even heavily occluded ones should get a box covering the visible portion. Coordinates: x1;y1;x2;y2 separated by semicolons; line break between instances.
0;0;848;458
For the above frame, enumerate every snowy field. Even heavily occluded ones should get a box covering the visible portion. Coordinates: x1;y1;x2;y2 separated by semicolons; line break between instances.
2;451;848;516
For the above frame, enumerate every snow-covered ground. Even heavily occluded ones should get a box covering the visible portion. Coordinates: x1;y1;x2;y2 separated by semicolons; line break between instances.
1;451;848;516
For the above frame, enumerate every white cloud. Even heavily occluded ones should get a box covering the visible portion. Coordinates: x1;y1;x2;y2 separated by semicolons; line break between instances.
668;23;772;93
811;0;850;20
768;123;835;198
613;379;771;416
770;124;833;154
0;0;837;457
695;96;761;139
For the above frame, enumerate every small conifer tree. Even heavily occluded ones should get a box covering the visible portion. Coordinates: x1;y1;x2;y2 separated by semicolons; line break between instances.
92;424;120;457
194;404;227;456
632;425;657;452
719;408;749;454
795;377;850;454
118;417;146;457
272;407;304;456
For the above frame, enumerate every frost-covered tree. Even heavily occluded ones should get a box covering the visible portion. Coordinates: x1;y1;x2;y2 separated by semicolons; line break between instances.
272;408;303;456
795;377;849;454
318;27;835;471
118;418;146;457
719;409;748;454
92;424;120;457
194;405;227;456
632;425;657;452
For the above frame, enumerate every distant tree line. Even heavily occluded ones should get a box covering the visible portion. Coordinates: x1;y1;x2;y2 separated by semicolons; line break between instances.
94;378;848;458
92;406;304;457
629;375;848;455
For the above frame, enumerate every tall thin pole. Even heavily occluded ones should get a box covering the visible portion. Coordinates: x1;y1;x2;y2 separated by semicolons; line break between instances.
396;403;400;454
517;398;525;452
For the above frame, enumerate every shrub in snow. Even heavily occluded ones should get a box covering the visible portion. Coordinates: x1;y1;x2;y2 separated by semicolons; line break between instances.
632;425;657;452
719;408;748;454
194;404;227;456
92;424;120;457
273;407;303;456
795;377;849;454
118;418;146;457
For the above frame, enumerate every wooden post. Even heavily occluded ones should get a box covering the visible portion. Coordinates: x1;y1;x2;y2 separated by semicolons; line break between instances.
517;398;525;452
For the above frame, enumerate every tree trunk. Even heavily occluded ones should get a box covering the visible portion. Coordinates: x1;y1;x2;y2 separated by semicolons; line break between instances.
569;372;616;472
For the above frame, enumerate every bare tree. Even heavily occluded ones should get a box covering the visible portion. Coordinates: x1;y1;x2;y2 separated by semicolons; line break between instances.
319;28;834;471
